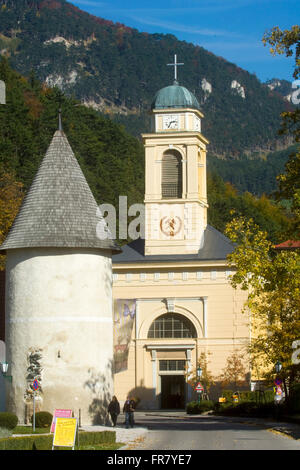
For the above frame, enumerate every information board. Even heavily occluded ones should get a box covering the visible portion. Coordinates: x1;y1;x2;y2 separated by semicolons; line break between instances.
51;409;73;432
52;417;77;449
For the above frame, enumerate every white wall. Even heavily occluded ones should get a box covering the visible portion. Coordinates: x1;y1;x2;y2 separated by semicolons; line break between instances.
5;248;114;425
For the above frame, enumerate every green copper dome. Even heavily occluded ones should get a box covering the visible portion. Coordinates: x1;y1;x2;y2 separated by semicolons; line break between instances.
151;81;200;110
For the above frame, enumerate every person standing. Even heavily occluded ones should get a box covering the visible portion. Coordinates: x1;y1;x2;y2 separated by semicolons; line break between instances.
123;396;135;428
108;396;120;427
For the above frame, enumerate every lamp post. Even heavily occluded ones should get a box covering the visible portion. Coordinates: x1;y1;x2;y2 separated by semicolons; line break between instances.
0;362;12;382
275;360;282;374
197;366;202;404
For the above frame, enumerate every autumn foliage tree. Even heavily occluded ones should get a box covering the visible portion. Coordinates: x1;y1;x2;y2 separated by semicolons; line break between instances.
263;25;300;238
225;216;300;396
0;168;24;269
186;351;215;398
217;350;249;391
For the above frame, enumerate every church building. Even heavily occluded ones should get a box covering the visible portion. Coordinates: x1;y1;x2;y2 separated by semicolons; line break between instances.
112;61;250;409
0;58;251;422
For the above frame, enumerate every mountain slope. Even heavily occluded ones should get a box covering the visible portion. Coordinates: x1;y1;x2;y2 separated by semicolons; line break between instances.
0;59;291;244
0;0;293;157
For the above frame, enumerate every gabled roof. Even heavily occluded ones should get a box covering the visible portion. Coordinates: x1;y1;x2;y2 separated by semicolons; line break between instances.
112;225;234;264
0;130;120;254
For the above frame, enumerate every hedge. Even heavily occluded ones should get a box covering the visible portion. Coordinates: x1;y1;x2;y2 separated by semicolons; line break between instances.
0;430;116;450
186;400;214;414
30;411;53;428
220;390;275;404
0;413;18;430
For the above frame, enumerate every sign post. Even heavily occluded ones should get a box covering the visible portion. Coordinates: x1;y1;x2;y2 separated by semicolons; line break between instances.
32;379;39;432
194;382;204;404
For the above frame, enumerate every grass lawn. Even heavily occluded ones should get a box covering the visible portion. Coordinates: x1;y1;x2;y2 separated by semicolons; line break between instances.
74;443;124;450
10;426;125;450
14;425;51;434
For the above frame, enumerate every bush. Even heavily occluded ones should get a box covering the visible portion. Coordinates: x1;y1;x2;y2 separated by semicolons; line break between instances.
214;400;286;419
0;412;18;430
264;390;275;403
240;391;256;402
186;400;214;414
0;430;116;450
30;411;53;428
221;390;234;403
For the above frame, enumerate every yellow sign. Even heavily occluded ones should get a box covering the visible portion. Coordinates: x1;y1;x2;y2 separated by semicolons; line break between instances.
52;417;78;449
219;397;226;403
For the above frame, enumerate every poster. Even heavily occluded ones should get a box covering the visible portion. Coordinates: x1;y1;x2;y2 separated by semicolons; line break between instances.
113;299;136;373
52;417;77;449
51;409;73;432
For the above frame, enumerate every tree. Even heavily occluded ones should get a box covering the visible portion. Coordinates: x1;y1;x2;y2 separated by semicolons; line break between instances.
0;168;24;270
225;216;300;396
186;351;215;398
263;26;300;238
217;350;249;391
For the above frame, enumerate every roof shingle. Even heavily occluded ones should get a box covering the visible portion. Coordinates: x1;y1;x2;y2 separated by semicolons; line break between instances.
0;130;120;254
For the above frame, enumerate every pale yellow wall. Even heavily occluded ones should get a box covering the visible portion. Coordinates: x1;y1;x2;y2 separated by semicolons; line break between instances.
112;103;250;409
112;263;249;408
152;108;204;134
143;130;209;256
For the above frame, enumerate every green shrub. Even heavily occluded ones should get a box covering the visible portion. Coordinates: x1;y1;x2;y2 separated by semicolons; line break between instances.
0;430;116;450
31;411;53;428
186;400;214;414
222;390;234;403
0;412;18;430
214;400;284;419
240;391;256;402
264;390;275;403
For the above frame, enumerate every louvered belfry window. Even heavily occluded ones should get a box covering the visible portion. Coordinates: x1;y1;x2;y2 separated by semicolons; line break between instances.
162;150;182;199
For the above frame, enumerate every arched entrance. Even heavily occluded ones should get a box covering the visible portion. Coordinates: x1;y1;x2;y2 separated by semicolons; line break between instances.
147;313;197;409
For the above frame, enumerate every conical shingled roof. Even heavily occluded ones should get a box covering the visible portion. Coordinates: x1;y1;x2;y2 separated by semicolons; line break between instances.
0;130;120;254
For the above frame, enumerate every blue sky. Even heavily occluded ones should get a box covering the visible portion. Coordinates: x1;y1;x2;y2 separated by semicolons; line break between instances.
70;0;299;83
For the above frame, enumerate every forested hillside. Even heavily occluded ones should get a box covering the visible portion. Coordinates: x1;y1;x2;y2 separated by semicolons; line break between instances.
0;0;294;158
207;146;297;196
0;58;144;211
0;59;291;246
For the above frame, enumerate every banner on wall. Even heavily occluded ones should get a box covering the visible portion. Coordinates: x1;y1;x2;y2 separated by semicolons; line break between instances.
113;299;136;373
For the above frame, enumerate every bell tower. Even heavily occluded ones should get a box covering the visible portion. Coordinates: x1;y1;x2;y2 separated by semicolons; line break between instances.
143;56;209;255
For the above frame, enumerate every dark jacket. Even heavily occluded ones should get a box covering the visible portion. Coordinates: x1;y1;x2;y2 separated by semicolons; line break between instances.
123;399;135;413
108;399;120;415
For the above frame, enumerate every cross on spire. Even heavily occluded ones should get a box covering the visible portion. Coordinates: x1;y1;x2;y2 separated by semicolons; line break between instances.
167;54;184;84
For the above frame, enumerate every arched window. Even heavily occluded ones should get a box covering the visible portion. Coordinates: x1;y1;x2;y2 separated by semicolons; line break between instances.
161;150;182;199
148;313;197;339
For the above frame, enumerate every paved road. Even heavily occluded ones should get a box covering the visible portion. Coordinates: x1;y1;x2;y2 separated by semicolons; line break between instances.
128;412;300;451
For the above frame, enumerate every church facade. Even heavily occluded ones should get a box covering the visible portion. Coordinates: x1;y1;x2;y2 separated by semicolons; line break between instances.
112;76;250;409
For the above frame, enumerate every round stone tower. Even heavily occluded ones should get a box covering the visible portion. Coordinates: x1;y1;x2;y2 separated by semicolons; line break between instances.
0;127;120;425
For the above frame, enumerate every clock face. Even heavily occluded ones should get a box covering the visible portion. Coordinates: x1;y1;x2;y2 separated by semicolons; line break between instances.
160;216;182;237
163;114;179;130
